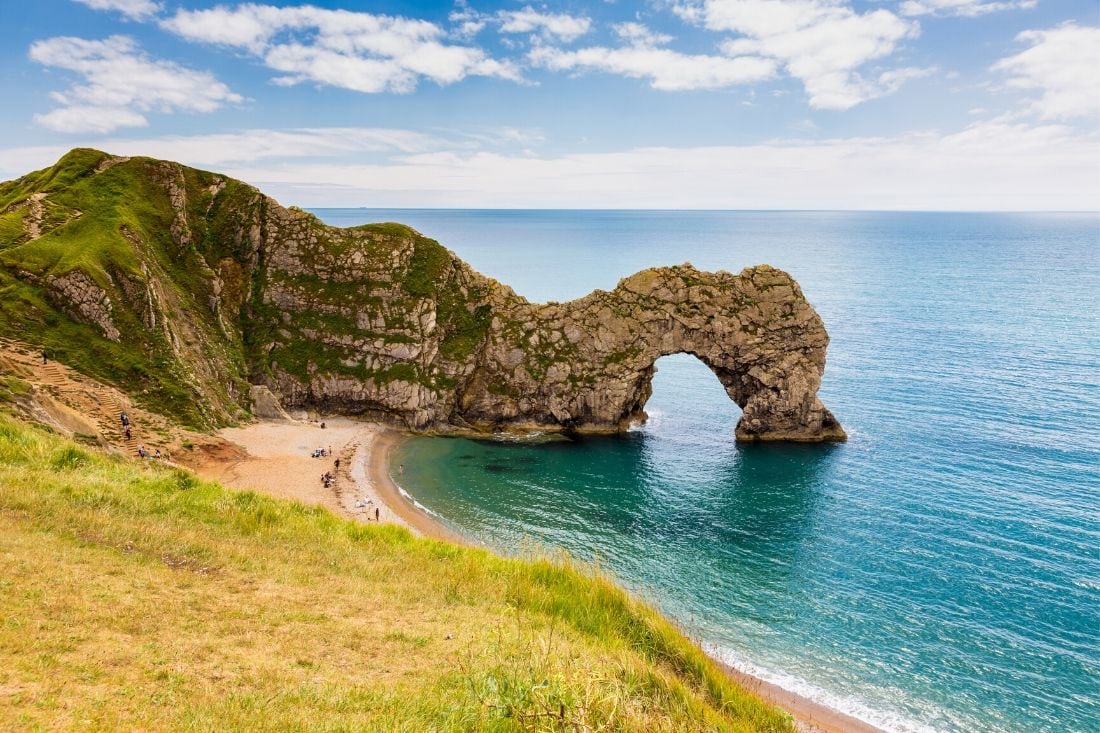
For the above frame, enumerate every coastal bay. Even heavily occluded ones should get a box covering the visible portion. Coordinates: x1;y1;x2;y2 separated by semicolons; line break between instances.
189;414;884;733
335;208;1100;733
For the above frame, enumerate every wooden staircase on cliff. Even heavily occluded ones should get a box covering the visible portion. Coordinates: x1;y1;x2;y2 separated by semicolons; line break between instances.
0;340;158;459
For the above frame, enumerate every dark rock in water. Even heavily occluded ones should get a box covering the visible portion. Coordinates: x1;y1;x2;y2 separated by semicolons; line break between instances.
0;148;844;442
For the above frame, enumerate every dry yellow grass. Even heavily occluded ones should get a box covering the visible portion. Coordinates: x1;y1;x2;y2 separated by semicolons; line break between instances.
0;417;796;732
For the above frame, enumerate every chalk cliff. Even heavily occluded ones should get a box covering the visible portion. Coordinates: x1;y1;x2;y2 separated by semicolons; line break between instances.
0;149;843;441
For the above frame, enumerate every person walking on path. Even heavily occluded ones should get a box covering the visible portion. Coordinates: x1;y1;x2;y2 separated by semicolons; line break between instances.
375;507;380;521
41;350;47;365
120;411;130;428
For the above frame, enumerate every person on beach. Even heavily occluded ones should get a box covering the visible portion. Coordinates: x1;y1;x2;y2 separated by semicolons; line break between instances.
375;507;379;521
334;458;340;470
320;421;326;429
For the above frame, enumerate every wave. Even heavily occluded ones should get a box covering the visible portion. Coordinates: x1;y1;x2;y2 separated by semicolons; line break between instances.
706;644;945;733
397;485;443;519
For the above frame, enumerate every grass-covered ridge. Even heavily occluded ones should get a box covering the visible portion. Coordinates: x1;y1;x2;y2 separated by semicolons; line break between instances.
0;149;248;428
0;149;510;429
0;417;794;732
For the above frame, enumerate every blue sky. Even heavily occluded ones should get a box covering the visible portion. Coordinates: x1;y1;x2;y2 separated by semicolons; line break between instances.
0;0;1097;209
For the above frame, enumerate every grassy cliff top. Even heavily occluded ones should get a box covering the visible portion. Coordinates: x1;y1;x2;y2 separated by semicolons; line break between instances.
0;416;794;732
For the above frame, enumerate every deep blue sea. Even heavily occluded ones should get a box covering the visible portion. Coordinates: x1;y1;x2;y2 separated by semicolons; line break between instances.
312;209;1100;733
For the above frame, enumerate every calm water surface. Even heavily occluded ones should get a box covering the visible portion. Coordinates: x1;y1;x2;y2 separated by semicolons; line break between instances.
313;209;1100;733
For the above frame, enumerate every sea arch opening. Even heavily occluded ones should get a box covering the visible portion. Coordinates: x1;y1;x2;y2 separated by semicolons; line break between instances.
637;353;743;438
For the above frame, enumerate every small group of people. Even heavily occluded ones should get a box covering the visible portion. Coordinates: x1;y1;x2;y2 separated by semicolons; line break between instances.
136;445;161;460
121;410;162;460
353;496;381;521
321;471;335;488
311;447;333;458
121;411;140;452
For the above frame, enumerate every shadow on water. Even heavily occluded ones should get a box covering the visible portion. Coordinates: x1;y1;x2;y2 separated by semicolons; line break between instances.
715;442;840;551
664;441;843;628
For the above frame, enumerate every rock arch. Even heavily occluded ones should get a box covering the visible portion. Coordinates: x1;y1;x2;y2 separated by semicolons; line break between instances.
449;264;846;442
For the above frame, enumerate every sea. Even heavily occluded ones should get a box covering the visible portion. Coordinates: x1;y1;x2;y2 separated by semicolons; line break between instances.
311;209;1100;733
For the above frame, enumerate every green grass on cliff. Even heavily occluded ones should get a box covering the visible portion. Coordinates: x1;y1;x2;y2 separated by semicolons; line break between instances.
0;150;244;428
0;417;795;732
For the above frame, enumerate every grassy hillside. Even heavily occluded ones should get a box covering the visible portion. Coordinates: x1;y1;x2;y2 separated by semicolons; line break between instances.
0;149;246;428
0;417;795;732
0;149;509;432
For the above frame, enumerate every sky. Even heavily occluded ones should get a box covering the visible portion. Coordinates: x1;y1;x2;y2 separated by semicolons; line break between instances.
0;0;1097;209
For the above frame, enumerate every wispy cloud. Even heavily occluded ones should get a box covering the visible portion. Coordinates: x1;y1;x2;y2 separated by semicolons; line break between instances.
530;44;776;91
160;4;520;94
448;4;591;43
992;23;1100;121
900;0;1036;18
6;121;1093;211
71;0;162;21
29;35;242;133
0;126;451;174
497;6;592;42
613;23;674;47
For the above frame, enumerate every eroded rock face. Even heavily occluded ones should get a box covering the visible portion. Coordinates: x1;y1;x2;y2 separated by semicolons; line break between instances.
0;150;844;441
45;271;120;342
224;197;845;441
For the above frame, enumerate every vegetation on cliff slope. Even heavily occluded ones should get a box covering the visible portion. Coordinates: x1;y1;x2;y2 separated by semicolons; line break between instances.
0;417;794;732
0;149;500;429
0;149;237;427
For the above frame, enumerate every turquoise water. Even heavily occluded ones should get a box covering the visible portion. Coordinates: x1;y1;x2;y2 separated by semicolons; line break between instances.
314;209;1100;733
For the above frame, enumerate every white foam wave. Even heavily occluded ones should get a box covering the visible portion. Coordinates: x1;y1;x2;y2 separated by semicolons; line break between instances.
706;644;943;733
397;485;442;518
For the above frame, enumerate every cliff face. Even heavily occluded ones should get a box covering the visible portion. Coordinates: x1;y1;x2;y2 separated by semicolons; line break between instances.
0;149;844;441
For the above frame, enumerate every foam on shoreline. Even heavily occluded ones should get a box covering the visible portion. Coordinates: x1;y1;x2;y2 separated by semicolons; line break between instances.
709;645;945;733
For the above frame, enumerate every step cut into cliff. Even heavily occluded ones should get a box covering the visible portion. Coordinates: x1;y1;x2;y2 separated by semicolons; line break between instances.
0;149;844;441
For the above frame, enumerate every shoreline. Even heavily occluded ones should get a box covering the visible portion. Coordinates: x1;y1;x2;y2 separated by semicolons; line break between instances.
366;428;468;545
198;417;883;733
374;430;884;733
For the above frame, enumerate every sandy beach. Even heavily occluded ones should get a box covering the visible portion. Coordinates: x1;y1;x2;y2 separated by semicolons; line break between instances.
194;415;881;733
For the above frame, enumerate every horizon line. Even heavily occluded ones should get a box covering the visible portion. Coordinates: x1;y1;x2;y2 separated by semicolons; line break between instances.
305;207;1100;215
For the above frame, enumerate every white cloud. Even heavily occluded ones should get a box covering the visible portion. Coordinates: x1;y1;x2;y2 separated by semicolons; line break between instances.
160;4;520;94
530;44;776;91
497;6;592;42
676;0;921;109
71;0;162;21
232;121;1100;210
992;23;1100;121
28;35;242;134
448;6;487;39
900;0;1036;18
2;122;1095;210
0;127;449;175
613;22;674;47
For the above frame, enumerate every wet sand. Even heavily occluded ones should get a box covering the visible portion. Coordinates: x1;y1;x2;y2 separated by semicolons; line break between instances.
197;417;881;733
